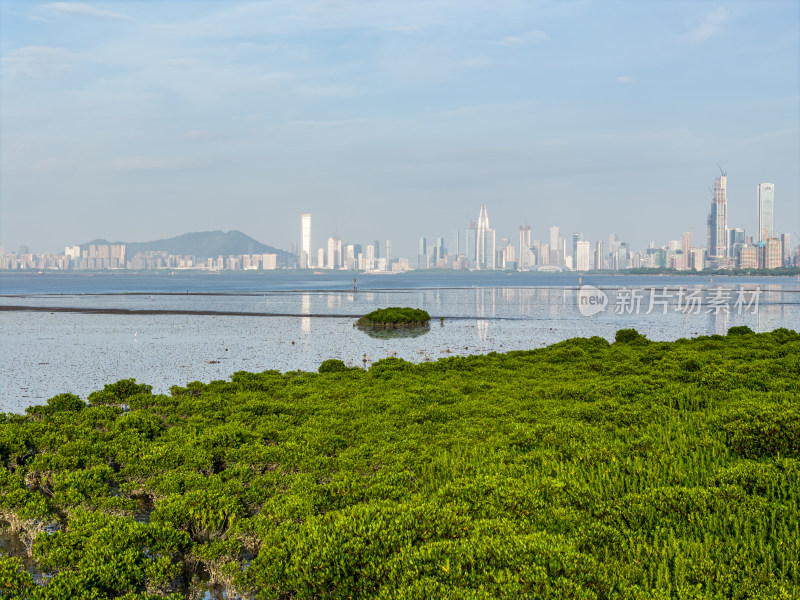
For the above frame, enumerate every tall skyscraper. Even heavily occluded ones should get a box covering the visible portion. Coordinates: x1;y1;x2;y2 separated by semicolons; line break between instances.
594;240;604;270
476;204;496;270
466;222;478;268
575;241;591;271
781;233;791;266
326;237;336;269
757;183;775;243
518;226;531;270
549;226;560;254
571;233;583;265
708;174;728;259
300;213;311;269
433;237;446;263
681;232;693;270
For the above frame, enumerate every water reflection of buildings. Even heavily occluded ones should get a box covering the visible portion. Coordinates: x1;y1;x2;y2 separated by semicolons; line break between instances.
518;288;534;317
327;293;341;310
710;305;729;336
475;288;496;318
301;293;311;334
477;319;489;345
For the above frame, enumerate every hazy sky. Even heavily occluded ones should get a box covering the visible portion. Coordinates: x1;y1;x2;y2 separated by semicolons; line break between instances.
1;1;798;256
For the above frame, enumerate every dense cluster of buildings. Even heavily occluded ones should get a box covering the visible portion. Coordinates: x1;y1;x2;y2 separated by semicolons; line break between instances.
2;173;797;272
300;174;796;272
0;245;281;272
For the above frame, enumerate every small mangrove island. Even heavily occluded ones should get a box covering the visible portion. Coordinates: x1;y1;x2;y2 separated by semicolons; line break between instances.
355;306;431;328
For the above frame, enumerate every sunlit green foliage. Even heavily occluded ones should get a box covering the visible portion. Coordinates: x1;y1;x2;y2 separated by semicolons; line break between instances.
1;329;799;598
357;306;431;326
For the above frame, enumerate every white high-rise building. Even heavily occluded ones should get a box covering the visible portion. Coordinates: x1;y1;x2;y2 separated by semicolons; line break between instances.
518;226;532;270
594;240;604;270
757;183;775;243
549;226;560;253
476;204;495;270
326;237;342;269
575;241;591;271
300;213;311;268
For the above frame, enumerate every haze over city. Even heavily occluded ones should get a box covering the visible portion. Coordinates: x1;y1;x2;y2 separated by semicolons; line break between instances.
1;1;798;256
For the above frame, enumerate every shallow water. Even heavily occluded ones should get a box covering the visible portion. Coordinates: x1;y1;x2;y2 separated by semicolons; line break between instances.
1;273;799;413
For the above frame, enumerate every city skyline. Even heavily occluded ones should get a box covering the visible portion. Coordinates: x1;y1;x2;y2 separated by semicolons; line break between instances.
1;1;798;256
3;169;797;271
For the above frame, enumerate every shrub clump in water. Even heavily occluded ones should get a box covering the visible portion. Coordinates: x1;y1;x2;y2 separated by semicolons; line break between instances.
356;307;431;328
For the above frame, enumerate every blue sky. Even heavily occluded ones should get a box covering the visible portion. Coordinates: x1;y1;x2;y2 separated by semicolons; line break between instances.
1;1;798;256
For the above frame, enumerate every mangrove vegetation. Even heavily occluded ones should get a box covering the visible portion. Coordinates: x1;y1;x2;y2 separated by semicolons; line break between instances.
356;307;431;328
1;327;799;599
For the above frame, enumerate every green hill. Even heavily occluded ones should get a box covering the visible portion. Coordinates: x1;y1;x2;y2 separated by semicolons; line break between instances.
81;230;292;259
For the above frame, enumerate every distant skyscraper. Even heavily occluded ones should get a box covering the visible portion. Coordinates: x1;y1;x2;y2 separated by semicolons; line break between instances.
433;237;446;263
571;233;583;265
466;222;478;268
708;174;728;259
728;228;745;261
681;232;693;270
549;226;560;253
781;233;791;266
300;213;311;269
765;237;782;269
365;241;376;270
594;240;604;270
326;237;336;269
476;204;496;270
757;183;775;243
385;240;392;263
575;241;591;271
519;226;531;270
343;244;356;270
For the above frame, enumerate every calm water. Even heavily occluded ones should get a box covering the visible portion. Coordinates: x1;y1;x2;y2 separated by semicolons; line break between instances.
2;271;799;413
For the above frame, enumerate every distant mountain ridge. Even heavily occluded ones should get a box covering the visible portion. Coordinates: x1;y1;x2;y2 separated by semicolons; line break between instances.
81;230;292;259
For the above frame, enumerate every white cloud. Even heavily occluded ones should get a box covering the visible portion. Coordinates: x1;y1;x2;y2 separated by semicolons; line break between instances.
0;46;82;78
497;30;549;47
44;2;132;21
462;56;491;68
683;8;727;43
616;76;634;84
